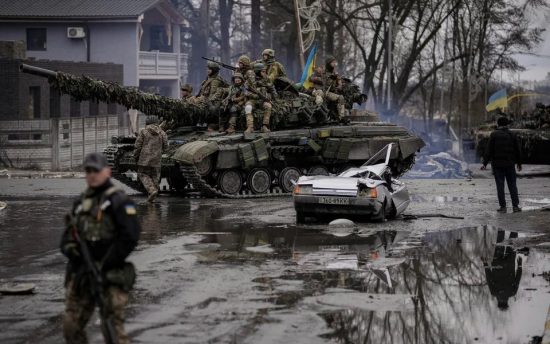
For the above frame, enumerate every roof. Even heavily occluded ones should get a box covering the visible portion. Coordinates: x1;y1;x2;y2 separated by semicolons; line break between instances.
0;0;184;22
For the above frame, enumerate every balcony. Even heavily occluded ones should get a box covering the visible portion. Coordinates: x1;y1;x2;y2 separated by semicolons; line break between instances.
138;51;180;79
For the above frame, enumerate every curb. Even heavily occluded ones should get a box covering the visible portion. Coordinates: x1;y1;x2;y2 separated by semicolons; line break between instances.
0;170;84;179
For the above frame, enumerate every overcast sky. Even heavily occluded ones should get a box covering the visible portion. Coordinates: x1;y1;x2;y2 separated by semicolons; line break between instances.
516;11;550;82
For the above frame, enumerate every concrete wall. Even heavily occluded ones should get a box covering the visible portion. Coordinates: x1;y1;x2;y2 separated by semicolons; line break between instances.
0;22;139;86
0;115;128;170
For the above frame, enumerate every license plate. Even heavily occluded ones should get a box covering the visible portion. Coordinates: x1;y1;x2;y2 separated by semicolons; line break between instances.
318;197;350;205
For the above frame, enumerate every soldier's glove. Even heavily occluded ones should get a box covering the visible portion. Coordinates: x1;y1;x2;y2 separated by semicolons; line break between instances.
63;242;81;260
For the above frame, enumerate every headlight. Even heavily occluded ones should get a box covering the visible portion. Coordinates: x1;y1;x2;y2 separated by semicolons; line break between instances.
293;184;312;195
359;187;378;198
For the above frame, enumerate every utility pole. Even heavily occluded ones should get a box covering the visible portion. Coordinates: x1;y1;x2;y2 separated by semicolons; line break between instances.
294;0;305;69
387;0;392;112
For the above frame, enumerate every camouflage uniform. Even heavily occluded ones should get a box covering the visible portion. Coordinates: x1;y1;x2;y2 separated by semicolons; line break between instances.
188;62;228;126
134;117;168;201
61;153;141;344
244;63;278;133
261;49;287;82
235;55;257;85
320;57;346;119
219;73;246;134
180;84;193;100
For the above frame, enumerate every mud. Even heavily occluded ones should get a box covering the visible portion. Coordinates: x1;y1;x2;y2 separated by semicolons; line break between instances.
0;178;549;343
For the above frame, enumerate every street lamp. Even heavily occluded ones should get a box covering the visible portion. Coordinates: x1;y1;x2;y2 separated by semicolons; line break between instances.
270;21;292;48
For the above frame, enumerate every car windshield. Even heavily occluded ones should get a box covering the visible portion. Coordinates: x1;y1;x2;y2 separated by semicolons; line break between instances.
338;144;393;178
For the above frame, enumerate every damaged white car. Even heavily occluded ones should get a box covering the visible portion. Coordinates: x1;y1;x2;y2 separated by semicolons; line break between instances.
293;143;410;223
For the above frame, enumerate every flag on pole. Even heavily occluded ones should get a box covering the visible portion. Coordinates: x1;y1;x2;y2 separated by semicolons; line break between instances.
486;89;508;112
299;44;317;89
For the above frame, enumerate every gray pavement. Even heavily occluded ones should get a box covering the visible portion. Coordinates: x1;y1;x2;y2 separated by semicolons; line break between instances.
0;176;549;343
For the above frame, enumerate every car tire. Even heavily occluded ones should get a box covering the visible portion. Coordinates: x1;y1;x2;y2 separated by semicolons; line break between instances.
296;211;307;224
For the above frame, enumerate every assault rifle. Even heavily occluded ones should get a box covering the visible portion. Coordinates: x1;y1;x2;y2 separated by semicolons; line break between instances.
71;221;118;344
201;57;237;71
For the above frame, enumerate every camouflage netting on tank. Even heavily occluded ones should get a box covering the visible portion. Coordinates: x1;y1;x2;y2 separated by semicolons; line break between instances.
49;72;203;124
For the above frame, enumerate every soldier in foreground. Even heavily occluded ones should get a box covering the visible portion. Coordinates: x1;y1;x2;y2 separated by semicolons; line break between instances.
261;49;286;82
61;152;141;344
244;63;278;133
134;116;168;202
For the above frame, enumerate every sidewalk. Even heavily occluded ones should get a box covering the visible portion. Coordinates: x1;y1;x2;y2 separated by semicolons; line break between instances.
0;169;84;179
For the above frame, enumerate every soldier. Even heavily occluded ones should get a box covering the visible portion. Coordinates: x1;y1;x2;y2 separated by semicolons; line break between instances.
261;49;287;82
180;84;193;100
134;116;168;202
321;56;346;120
244;63;278;133
221;73;246;134
197;61;227;99
61;152;141;344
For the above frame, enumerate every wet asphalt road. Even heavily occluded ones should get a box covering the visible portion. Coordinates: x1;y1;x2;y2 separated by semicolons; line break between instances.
0;177;550;343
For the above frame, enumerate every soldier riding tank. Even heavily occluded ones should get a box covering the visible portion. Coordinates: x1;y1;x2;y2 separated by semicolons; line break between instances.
20;63;425;198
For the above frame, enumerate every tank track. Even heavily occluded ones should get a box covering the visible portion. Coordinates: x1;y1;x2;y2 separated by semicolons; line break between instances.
179;164;289;199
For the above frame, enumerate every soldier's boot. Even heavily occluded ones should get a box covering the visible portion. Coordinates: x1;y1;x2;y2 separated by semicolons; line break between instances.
226;116;237;134
245;114;255;133
261;107;271;133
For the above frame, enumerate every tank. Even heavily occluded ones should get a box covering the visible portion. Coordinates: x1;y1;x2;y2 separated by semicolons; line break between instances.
474;105;550;165
20;63;425;198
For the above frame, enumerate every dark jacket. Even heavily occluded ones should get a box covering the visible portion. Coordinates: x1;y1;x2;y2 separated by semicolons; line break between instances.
60;179;141;273
483;126;522;168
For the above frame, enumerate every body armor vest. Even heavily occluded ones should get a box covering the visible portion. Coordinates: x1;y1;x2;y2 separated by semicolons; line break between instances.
74;186;119;242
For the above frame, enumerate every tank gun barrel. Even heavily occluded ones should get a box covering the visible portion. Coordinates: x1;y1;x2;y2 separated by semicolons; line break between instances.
18;63;202;126
19;63;58;78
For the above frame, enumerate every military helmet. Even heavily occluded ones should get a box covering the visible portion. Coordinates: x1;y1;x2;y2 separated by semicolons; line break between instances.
180;84;193;93
262;49;275;58
145;115;159;125
232;72;244;82
238;55;251;66
207;61;220;71
325;56;337;66
253;62;266;72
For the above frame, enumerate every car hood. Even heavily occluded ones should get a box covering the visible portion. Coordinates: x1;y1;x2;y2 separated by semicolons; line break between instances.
297;176;384;195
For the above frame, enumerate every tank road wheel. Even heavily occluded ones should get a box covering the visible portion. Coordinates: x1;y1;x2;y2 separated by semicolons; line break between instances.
195;156;214;176
248;168;272;194
218;169;243;195
307;166;329;176
279;167;302;193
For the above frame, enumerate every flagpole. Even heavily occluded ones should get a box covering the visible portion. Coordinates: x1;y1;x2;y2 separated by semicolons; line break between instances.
294;0;305;70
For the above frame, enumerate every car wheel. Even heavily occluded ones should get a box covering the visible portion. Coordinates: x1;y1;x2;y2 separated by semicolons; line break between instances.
296;211;306;224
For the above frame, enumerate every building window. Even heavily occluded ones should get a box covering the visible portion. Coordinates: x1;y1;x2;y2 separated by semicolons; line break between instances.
29;86;41;119
26;28;47;51
70;97;81;117
49;86;61;118
32;134;42;141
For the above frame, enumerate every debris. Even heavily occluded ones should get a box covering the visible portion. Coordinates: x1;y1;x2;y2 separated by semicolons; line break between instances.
245;245;275;254
0;283;36;295
328;219;355;227
405;152;470;179
0;201;6;210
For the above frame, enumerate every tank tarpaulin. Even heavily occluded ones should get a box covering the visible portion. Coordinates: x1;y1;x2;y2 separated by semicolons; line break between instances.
399;137;425;158
331;127;354;138
216;145;240;169
172;141;219;164
353;126;408;137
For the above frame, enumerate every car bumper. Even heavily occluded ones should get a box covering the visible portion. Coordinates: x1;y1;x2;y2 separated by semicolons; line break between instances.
293;194;383;216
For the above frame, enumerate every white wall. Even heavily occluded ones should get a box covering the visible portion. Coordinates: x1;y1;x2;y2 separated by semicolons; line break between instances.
0;21;139;86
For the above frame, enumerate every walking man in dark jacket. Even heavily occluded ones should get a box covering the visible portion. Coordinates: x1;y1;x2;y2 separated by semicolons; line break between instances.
481;116;522;213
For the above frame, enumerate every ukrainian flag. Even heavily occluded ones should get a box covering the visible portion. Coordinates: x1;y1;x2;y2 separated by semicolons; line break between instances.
299;44;317;89
486;89;508;112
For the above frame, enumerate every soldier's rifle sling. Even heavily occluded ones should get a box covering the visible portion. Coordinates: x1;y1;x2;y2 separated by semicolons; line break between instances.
201;57;237;71
73;221;119;344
